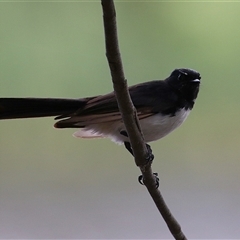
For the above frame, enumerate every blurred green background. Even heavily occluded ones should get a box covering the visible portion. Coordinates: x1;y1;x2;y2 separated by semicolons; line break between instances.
0;2;240;239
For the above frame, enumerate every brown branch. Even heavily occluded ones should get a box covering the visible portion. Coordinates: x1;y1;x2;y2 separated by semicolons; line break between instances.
100;0;148;166
101;1;187;239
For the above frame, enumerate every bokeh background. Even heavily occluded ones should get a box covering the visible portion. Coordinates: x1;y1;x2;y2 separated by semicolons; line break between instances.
0;2;240;239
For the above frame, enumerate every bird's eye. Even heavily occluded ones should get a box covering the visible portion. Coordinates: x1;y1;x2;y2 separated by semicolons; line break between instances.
178;72;187;81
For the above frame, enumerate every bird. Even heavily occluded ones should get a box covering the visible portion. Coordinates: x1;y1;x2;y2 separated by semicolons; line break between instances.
0;68;201;157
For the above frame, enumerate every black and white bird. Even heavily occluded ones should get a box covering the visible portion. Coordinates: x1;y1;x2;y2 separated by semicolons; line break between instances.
0;68;201;156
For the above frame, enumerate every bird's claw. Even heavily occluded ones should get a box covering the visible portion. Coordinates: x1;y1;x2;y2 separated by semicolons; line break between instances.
145;144;154;162
138;172;159;188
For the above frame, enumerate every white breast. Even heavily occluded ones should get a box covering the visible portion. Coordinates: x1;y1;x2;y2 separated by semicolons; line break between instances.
139;108;190;142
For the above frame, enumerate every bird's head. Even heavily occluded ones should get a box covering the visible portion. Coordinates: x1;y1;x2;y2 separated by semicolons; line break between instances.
166;68;201;102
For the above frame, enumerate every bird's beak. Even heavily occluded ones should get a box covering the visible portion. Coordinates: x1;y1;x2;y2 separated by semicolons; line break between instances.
191;79;200;83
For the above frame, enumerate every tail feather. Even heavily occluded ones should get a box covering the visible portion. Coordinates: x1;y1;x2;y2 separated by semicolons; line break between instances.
0;98;86;120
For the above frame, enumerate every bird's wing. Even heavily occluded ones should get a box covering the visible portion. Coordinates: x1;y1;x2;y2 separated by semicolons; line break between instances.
54;81;177;128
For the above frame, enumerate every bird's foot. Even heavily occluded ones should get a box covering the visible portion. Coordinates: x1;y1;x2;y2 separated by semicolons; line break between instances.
145;143;154;162
138;172;159;188
123;141;154;163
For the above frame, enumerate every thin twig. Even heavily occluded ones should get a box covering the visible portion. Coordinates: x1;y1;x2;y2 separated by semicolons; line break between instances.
101;0;148;166
101;1;187;239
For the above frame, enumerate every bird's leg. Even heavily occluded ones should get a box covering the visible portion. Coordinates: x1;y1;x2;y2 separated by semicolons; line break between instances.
120;130;134;155
123;141;134;156
123;142;155;162
145;143;154;162
120;130;157;187
137;144;157;187
120;130;154;161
